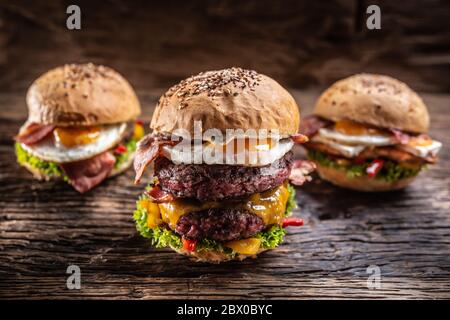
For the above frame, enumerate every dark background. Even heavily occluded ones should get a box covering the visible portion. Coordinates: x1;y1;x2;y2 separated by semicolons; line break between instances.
1;0;449;95
0;0;449;299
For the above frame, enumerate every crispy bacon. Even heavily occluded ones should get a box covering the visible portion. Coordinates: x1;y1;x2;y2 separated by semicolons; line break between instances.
61;152;115;193
134;133;181;184
299;115;331;138
145;185;175;203
289;159;316;186
290;133;309;144
15;123;55;145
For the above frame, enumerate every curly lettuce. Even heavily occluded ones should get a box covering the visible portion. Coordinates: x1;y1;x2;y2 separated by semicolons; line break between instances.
285;183;297;217
308;149;422;182
15;142;68;181
256;225;286;249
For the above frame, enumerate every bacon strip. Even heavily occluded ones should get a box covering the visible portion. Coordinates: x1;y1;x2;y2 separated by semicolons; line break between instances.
299;115;332;138
61;152;116;193
290;133;309;144
134;133;181;184
289;159;316;186
390;129;410;144
15;123;55;145
145;185;175;203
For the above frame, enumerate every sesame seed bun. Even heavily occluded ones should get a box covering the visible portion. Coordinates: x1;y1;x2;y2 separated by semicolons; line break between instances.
150;68;300;136
315;163;416;192
314;74;429;133
26;63;141;126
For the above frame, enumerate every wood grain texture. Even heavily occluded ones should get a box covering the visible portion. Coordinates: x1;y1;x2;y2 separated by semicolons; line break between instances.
0;0;450;299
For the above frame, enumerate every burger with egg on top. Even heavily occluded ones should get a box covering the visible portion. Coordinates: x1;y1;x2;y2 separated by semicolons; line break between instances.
15;63;144;193
300;73;442;191
133;68;314;263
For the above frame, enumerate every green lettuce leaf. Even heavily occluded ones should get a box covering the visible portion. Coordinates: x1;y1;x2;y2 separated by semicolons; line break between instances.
285;183;297;217
15;142;68;181
256;225;286;249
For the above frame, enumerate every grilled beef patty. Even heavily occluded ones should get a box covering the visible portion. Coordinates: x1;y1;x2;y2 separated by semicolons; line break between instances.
175;208;265;242
154;151;293;201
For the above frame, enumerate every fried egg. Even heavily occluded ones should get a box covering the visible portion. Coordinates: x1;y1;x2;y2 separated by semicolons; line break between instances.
317;128;396;146
311;135;366;157
162;138;294;166
21;123;126;163
398;139;442;158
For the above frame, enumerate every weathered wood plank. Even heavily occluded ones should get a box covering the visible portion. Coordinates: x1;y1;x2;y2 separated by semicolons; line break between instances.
0;0;450;299
0;90;449;299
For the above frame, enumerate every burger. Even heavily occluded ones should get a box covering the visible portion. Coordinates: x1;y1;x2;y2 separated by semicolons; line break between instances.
301;74;442;192
133;67;314;263
14;63;144;193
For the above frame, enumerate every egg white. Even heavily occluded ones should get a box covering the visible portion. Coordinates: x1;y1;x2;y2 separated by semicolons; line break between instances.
398;140;442;158
162;138;294;166
317;128;396;146
21;123;127;163
311;135;366;157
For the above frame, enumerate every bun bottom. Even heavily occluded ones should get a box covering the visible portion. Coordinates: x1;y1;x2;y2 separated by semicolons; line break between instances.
22;152;134;181
316;163;416;192
173;247;268;263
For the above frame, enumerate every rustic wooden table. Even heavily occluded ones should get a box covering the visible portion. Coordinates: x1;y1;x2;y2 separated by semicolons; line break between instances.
0;0;449;299
1;88;449;299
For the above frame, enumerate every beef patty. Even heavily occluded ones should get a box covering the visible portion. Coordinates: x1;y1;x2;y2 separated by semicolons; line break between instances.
175;208;265;242
154;151;293;201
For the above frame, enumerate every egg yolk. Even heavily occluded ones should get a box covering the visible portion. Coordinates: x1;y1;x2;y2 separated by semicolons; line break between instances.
407;135;433;147
206;137;276;154
54;126;101;147
334;120;385;136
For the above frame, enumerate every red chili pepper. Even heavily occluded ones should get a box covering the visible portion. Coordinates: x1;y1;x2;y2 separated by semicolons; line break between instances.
135;119;144;126
366;159;385;178
114;144;127;154
182;238;197;252
282;217;304;228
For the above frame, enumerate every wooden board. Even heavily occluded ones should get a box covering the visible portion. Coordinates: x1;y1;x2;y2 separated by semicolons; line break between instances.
1;89;449;299
0;0;450;299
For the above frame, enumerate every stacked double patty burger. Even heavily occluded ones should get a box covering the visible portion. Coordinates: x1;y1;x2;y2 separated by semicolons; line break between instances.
133;68;314;262
301;74;442;191
15;63;144;193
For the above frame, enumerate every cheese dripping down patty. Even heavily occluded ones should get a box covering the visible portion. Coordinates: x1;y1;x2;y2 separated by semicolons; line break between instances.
162;137;294;166
138;183;290;230
21;122;127;163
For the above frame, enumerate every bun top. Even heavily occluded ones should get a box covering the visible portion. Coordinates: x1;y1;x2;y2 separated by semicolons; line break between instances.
26;63;141;126
314;74;429;133
150;68;300;136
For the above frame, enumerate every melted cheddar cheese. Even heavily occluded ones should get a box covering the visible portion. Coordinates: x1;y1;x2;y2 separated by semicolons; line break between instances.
138;183;290;230
133;123;145;140
225;238;261;255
